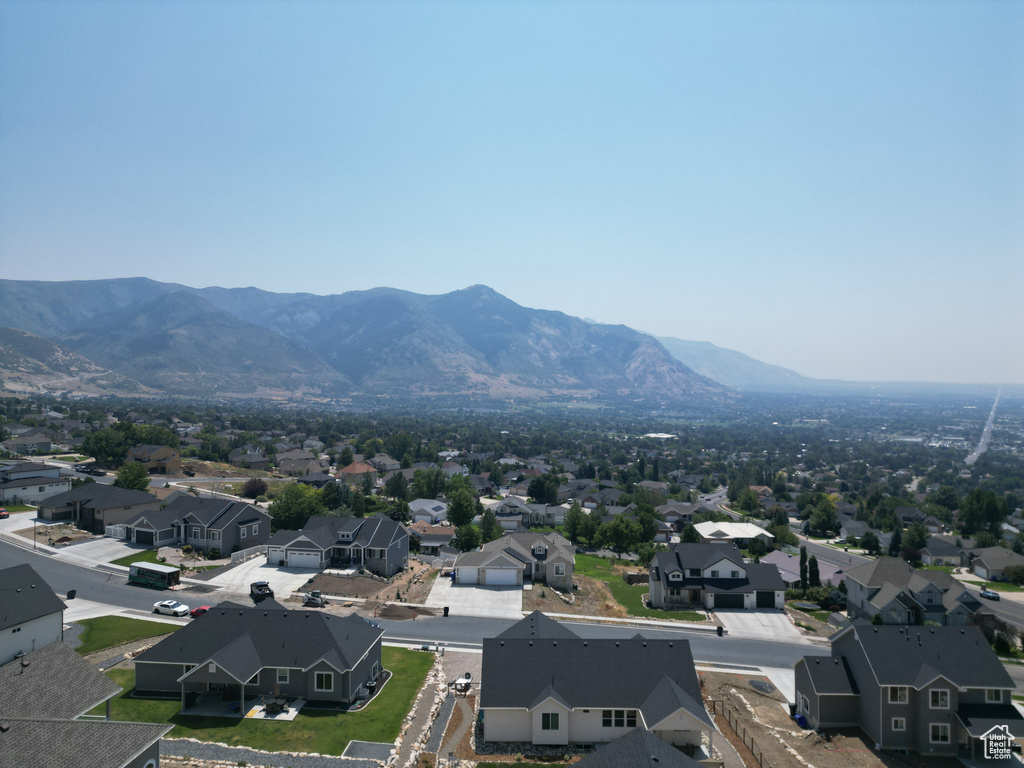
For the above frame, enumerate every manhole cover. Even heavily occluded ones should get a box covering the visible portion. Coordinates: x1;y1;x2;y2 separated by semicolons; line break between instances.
749;680;775;694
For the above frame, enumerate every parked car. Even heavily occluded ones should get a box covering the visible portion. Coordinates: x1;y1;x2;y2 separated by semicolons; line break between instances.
250;581;274;603
82;466;106;476
980;589;1001;601
153;600;189;616
189;605;212;618
0;508;8;519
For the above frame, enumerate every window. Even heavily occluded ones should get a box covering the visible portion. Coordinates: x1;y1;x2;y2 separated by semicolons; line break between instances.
11;627;20;634
987;689;1003;703
252;524;259;535
689;569;700;577
731;570;740;578
208;663;216;673
210;530;220;541
892;718;906;732
315;672;333;692
930;723;950;744
888;687;908;704
710;570;719;578
39;486;45;493
554;563;565;576
192;527;202;538
602;710;636;728
542;712;559;730
277;669;289;684
930;689;949;709
669;571;681;580
241;528;247;539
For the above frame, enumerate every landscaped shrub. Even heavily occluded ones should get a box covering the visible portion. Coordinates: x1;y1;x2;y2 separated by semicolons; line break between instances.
994;634;1012;654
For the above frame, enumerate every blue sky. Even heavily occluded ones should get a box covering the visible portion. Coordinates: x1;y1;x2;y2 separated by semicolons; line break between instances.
1;1;1021;384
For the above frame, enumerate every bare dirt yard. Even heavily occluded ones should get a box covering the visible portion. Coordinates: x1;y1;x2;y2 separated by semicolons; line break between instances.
522;574;623;617
700;672;954;768
15;522;96;547
784;605;837;640
305;559;438;606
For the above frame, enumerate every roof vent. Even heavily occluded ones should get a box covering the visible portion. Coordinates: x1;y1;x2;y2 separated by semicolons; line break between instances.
615;642;619;647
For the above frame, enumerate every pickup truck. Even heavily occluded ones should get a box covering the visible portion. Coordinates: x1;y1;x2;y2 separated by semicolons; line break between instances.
250;581;274;603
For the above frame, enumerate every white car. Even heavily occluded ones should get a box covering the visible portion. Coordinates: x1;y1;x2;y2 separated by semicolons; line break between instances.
153;599;189;616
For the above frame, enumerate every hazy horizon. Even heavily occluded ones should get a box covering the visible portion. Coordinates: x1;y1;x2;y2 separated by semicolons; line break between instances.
1;2;1020;384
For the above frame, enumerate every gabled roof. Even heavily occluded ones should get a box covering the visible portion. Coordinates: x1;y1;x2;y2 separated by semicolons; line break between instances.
651;543;746;580
0;718;172;768
123;496;267;532
840;624;1014;690
573;728;705;768
845;557;980;614
0;642;119;719
0;564;66;632
136;601;383;673
798;656;859;696
495;610;579;640
38;484;157;510
969;546;1024;570
271;514;408;552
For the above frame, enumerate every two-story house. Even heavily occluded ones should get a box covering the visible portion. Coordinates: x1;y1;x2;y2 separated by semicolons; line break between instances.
648;543;785;610
121;496;271;554
0;564;66;664
267;514;409;576
454;532;575;590
125;444;181;474
0;460;71;505
844;557;981;626
794;624;1022;758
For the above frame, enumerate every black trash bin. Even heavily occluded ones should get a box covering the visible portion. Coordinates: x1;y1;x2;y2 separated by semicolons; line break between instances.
716;625;723;637
443;606;449;617
67;589;76;600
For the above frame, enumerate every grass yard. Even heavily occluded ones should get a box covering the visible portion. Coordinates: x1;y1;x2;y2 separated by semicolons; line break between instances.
76;616;179;655
111;549;176;568
93;647;432;754
575;554;705;622
981;581;1024;593
1;504;36;512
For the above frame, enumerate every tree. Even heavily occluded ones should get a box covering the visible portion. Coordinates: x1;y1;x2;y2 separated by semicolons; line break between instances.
808;555;820;588
479;508;502;543
452;524;481;552
960;489;1005;537
564;503;585;542
384;471;408;501
799;546;808;591
597;514;640;555
681;524;700;544
411;468;445;500
113;461;151;492
974;530;1000;549
1001;565;1024;586
339;446;354;466
737;488;761;514
320;480;350;511
528;474;560;506
579;510;600;546
748;537;768;559
905;522;929;551
860;530;881;555
808;505;839;537
888;526;903;558
448;489;476;528
240;477;268;499
268;483;325;531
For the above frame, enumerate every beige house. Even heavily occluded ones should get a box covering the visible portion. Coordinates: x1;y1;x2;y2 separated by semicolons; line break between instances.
454;532;575;590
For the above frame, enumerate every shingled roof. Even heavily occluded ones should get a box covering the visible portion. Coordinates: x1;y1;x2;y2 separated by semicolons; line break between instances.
0;564;66;632
573;727;705;768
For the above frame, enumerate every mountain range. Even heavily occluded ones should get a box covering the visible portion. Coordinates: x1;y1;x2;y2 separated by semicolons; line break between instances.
0;279;820;403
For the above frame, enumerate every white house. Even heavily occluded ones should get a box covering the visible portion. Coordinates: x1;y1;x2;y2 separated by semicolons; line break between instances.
0;564;66;664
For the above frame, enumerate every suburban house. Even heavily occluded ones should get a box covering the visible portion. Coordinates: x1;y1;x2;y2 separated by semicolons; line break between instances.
227;446;270;471
657;502;698;528
454;532;574;589
0;641;172;768
337;461;378;485
0;460;71;504
266;514;409;576
37;484;160;534
0;434;52;454
408;521;455;556
844;557;982;626
296;472;336;489
693;521;774;547
960;546;1024;581
479;612;713;752
920;538;965;566
121;497;271;553
126;444;181;474
759;550;845;588
648;543;785;610
794;623;1023;758
0;564;66;664
134;601;384;712
572;728;705;768
409;498;449;524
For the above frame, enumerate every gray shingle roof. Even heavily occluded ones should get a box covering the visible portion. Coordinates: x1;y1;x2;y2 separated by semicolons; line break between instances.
573;728;704;768
799;656;859;696
0;642;120;719
38;483;157;510
495;610;579;640
0;564;66;632
135;601;383;673
0;718;171;768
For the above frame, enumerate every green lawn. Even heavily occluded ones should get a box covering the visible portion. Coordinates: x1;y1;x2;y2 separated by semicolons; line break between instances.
92;646;433;755
919;564;955;574
76;616;179;655
575;554;706;622
1;504;36;512
786;602;831;623
111;549;175;568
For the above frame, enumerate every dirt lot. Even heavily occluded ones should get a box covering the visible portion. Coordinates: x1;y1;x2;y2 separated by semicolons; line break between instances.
305;559;438;605
522;574;624;617
700;672;948;768
15;523;96;547
785;605;837;639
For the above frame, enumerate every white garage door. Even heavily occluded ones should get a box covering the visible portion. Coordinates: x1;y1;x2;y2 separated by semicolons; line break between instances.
458;567;478;584
287;551;321;569
484;568;517;585
267;548;284;563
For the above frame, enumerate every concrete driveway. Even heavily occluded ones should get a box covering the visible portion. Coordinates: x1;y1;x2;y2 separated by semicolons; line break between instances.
205;554;319;597
58;536;152;564
716;609;803;641
424;577;524;619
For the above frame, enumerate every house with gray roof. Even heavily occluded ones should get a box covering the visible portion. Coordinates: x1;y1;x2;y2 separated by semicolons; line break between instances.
845;557;981;626
649;543;785;611
454;531;574;590
920;537;964;566
266;514;408;576
409;498;449;524
479;612;713;752
572;727;705;768
760;549;845;588
960;546;1024;581
122;496;271;554
36;484;160;534
135;601;384;713
0;564;66;665
795;623;1022;758
0;466;71;504
0;642;171;768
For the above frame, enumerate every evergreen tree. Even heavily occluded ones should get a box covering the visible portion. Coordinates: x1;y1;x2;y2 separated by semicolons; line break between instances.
888;526;903;558
799;546;808;591
808;555;820;588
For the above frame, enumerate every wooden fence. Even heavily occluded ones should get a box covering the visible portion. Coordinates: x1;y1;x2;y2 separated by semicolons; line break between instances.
709;699;776;768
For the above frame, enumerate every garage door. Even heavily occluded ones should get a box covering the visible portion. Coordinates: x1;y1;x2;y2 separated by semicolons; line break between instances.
134;529;154;546
756;591;776;608
715;593;744;609
287;551;321;569
484;568;517;585
267;548;284;564
458;567;478;584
